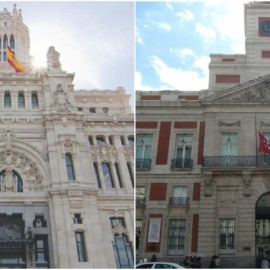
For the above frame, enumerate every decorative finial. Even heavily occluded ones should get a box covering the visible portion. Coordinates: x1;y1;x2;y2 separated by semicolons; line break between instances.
13;4;18;16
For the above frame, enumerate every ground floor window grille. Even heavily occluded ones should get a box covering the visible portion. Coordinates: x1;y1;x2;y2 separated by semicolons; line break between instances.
167;219;185;256
219;219;235;254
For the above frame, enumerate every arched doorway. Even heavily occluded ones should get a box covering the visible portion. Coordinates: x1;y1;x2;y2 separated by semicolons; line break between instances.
256;193;270;262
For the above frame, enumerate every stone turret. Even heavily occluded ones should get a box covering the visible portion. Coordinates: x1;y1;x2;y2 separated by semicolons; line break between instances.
0;4;30;68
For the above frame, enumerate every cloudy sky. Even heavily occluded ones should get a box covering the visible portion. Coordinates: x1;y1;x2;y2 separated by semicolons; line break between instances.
1;2;134;107
136;0;247;91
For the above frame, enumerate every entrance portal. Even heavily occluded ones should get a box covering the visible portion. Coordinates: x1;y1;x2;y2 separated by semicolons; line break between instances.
0;214;33;268
256;193;270;262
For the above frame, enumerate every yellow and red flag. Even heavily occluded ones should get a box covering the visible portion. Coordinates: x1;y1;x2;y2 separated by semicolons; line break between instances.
7;45;26;73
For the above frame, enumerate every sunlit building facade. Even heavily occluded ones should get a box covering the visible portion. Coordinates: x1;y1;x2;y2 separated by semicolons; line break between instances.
136;1;270;268
0;4;134;269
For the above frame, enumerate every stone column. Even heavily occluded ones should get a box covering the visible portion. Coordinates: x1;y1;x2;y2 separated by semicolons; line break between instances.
110;161;120;189
97;161;106;189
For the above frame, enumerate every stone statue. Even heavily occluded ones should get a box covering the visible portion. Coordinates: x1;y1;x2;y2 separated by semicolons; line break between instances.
47;46;61;70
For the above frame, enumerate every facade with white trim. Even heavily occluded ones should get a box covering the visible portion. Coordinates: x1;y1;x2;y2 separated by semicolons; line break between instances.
0;4;134;269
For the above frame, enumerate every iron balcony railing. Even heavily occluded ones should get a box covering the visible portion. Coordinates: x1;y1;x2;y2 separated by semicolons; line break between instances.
203;155;270;168
171;158;193;169
136;198;146;207
136;158;152;169
169;197;189;206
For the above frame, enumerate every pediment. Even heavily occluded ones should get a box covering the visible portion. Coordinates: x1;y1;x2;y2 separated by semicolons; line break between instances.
200;74;270;104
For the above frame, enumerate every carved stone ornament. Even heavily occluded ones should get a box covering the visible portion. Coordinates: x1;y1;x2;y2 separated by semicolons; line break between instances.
218;120;241;127
242;172;252;196
52;84;73;112
123;145;134;160
91;145;118;160
203;173;213;196
0;128;45;191
264;175;270;190
111;224;129;236
2;166;17;192
230;80;270;103
215;176;241;187
59;136;77;158
47;46;61;70
261;121;270;127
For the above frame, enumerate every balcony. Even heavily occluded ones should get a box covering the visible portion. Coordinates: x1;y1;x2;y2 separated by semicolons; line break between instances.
136;198;146;207
171;158;193;170
203;155;270;168
169;197;189;206
136;158;152;170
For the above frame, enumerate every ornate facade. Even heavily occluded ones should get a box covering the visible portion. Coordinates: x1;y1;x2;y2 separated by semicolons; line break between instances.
136;2;270;268
0;4;134;269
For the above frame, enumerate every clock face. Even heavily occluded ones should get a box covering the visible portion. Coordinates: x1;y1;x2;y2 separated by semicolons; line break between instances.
260;20;270;35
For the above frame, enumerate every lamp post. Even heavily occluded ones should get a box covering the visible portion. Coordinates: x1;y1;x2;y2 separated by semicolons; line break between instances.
27;226;34;265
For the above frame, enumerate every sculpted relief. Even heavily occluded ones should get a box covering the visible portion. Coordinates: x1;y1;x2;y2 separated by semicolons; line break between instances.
230;80;270;103
0;128;45;192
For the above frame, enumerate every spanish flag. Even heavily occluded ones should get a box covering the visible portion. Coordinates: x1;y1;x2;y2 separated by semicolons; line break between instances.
7;45;26;73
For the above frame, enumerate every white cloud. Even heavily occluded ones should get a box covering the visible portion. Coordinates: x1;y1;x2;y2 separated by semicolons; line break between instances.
157;22;172;31
165;2;174;11
176;10;194;24
149;55;208;90
135;71;171;91
193;56;210;76
203;1;246;52
170;48;195;59
195;23;216;43
136;27;144;44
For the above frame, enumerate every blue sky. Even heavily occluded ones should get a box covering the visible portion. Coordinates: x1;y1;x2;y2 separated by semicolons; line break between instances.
1;2;134;108
136;1;247;91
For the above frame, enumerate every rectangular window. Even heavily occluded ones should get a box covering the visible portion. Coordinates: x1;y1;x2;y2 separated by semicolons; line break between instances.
115;162;123;188
136;219;142;250
219;219;235;254
127;162;134;188
4;91;11;107
101;163;114;188
136;135;153;169
128;136;134;146
75;232;87;262
221;133;237;166
65;153;75;180
31;92;39;107
35;235;49;267
167;219;186;256
3;51;6;61
96;136;106;146
18;91;25;108
170;187;188;206
174;135;192;168
73;213;82;224
136;186;145;207
88;136;94;145
93;162;101;188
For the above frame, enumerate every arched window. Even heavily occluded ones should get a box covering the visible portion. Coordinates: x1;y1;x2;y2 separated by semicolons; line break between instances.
10;35;15;49
0;169;23;192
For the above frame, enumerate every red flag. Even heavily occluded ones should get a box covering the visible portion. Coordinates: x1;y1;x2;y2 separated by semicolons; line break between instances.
258;132;270;155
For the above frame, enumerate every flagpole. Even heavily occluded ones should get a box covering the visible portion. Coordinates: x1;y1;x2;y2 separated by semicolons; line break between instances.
255;113;257;153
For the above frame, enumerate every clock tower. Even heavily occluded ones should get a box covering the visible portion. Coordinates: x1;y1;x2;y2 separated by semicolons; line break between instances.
0;4;30;70
208;1;270;91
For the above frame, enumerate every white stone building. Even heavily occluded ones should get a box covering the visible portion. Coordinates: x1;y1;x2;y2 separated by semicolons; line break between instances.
0;4;134;269
136;1;270;268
